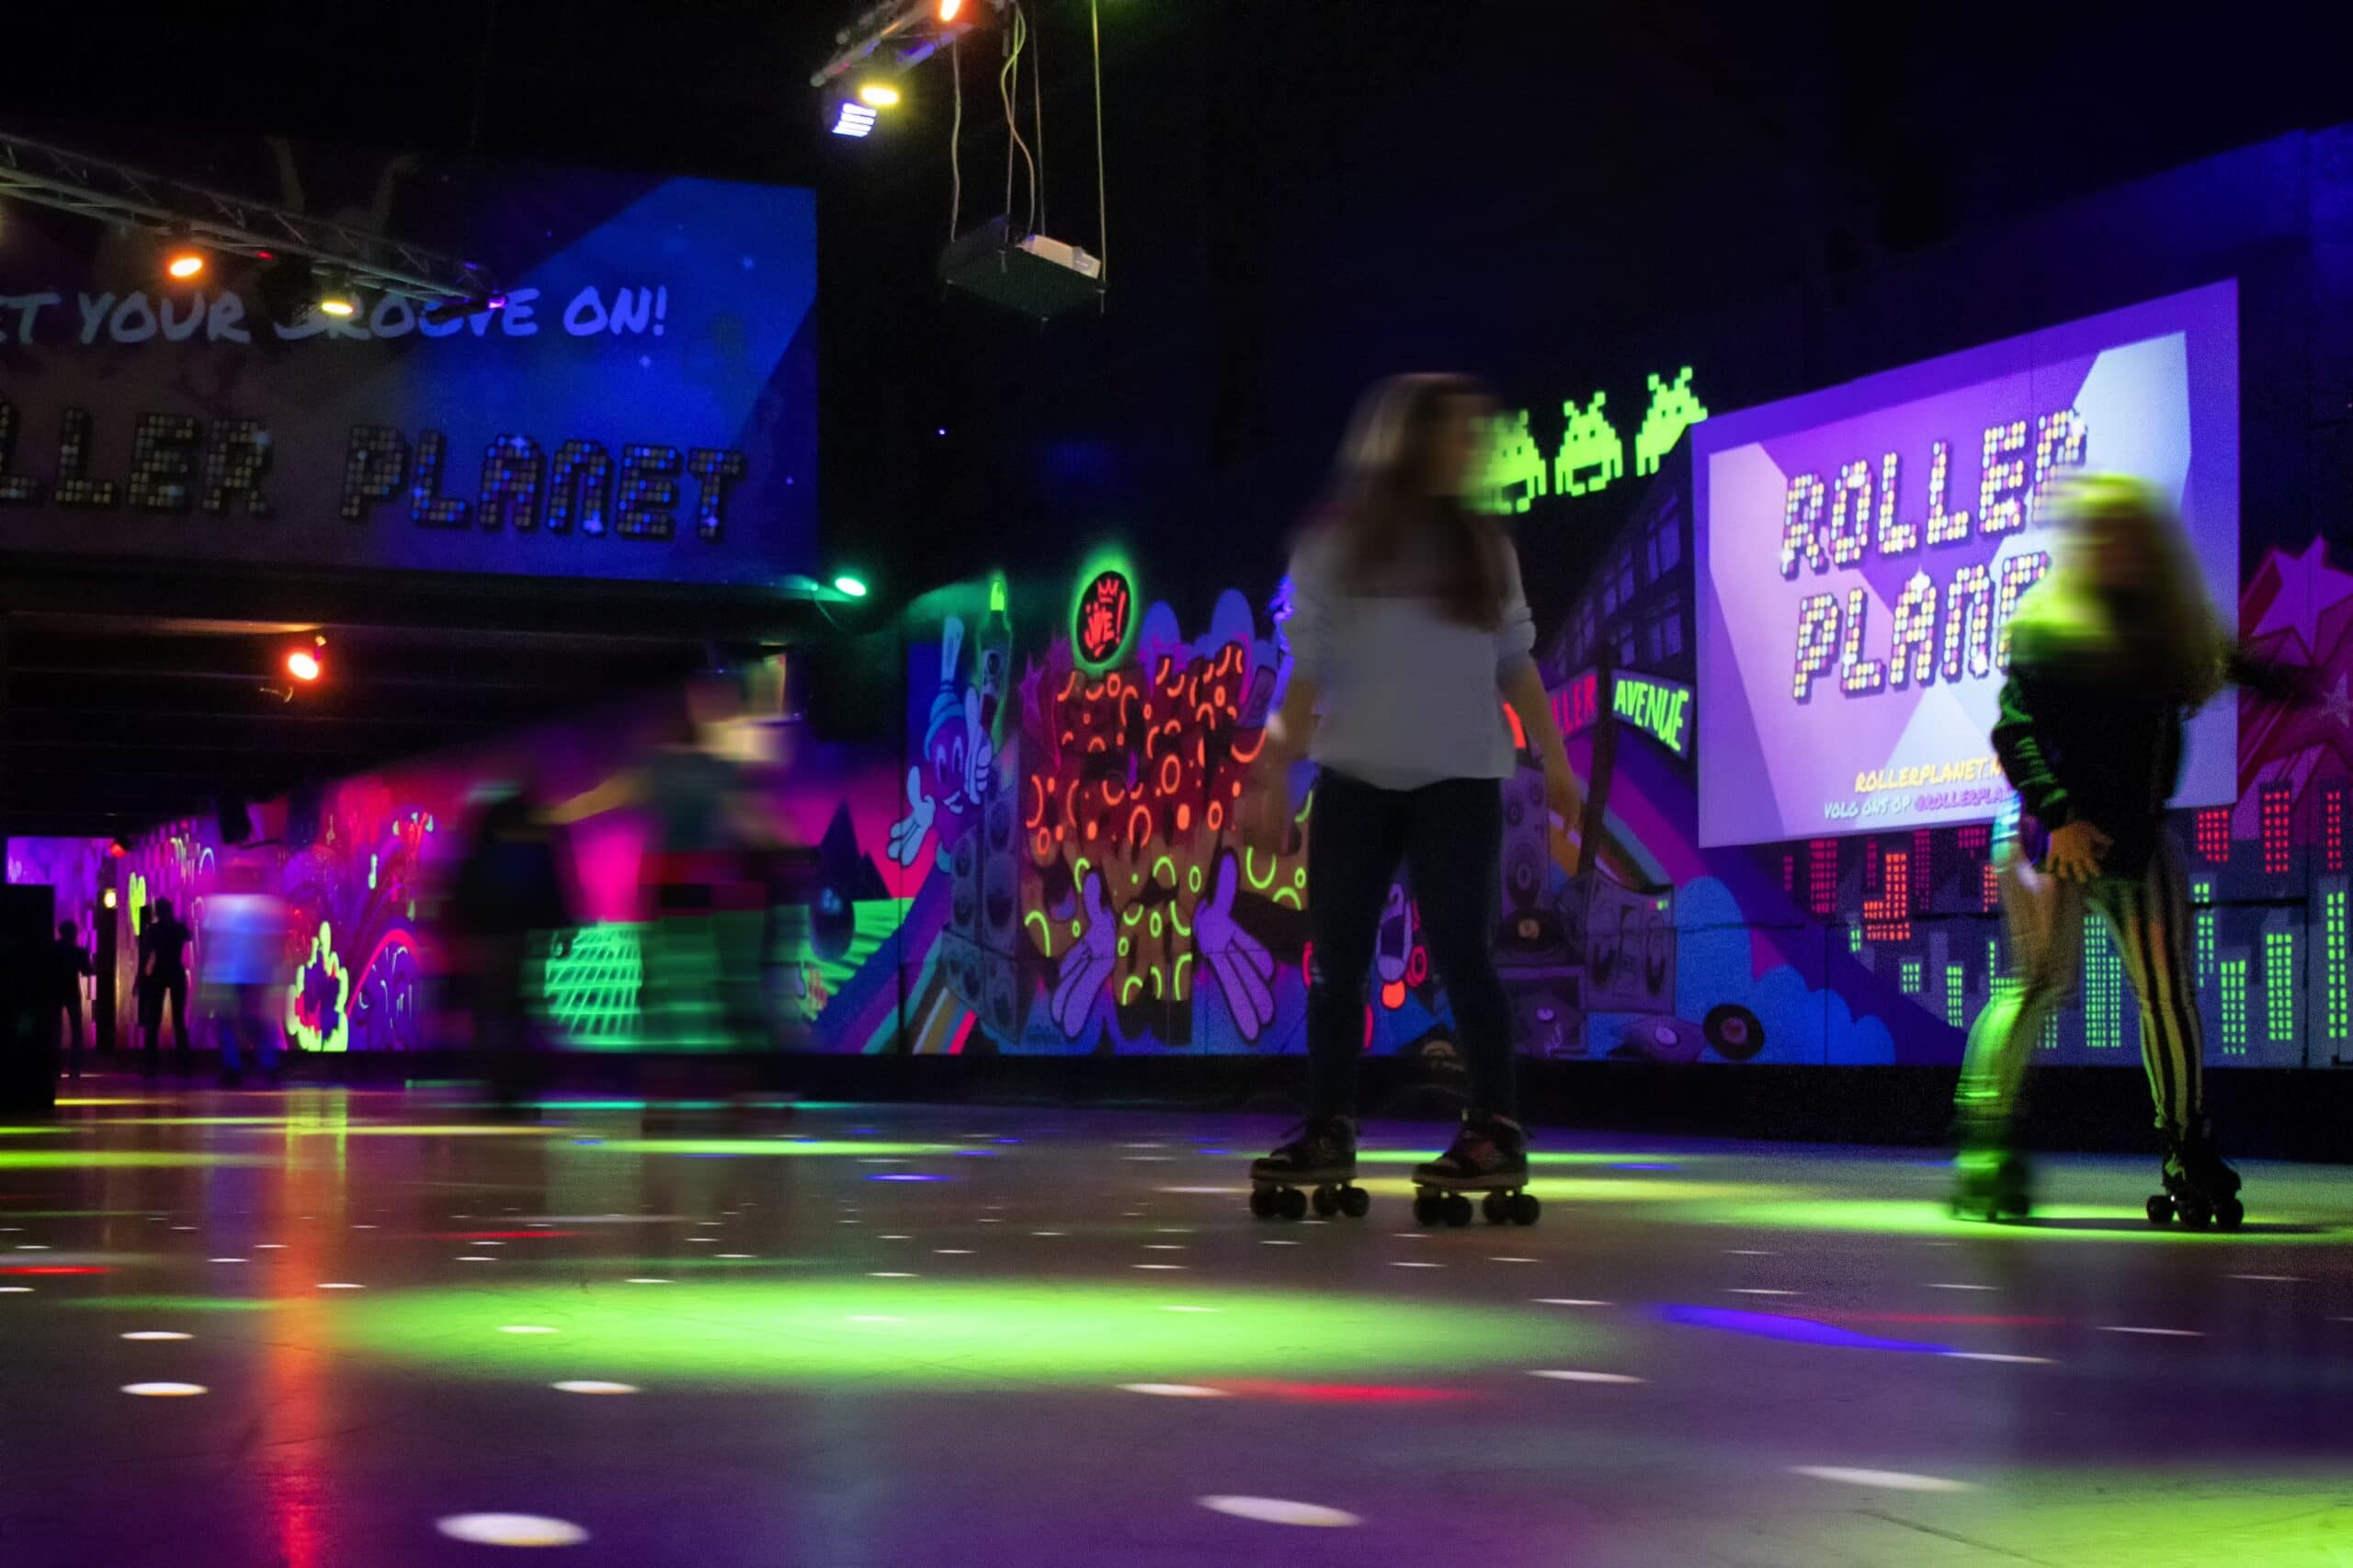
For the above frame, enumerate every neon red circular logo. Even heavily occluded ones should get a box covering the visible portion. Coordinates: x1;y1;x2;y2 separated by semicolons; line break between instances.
1074;567;1134;667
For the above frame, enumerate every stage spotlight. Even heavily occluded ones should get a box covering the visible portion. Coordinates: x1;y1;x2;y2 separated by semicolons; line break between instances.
103;888;119;910
165;248;206;280
316;278;358;318
832;574;870;599
286;635;327;683
833;101;880;138
858;81;902;108
938;0;964;20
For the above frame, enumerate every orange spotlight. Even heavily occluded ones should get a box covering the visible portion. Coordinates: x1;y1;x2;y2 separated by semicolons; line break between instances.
938;0;963;19
286;650;322;682
165;249;206;280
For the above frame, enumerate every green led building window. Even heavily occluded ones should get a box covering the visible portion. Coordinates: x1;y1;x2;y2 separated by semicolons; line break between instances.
2193;879;2214;989
2264;929;2295;1047
1901;957;1921;994
2325;889;2350;1046
1945;963;1966;1028
2221;957;2248;1054
2084;915;2123;1051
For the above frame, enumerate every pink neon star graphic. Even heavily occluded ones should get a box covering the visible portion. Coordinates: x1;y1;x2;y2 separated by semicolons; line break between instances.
2323;673;2353;731
2249;537;2353;663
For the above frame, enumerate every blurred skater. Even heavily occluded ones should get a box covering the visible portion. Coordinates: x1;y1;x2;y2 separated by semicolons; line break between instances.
202;864;290;1086
1955;474;2307;1227
45;920;94;1078
1241;373;1580;1215
448;786;576;1115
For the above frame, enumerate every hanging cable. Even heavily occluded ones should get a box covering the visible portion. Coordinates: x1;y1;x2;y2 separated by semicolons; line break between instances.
999;4;1038;235
1090;0;1107;282
1030;2;1046;237
949;37;964;242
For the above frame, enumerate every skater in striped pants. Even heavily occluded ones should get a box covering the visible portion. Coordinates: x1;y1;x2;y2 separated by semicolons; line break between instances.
1954;475;2302;1226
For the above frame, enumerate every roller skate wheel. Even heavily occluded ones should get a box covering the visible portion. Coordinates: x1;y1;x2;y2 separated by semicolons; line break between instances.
1277;1186;1309;1221
1441;1193;1474;1228
1339;1186;1370;1220
1412;1193;1441;1226
2144;1194;2174;1225
1310;1186;1340;1218
1248;1186;1277;1221
1510;1193;1540;1225
2213;1196;2245;1232
1481;1192;1508;1225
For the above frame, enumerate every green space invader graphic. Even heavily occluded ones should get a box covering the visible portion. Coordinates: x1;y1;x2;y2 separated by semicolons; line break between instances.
1634;367;1709;477
1480;408;1548;514
1552;392;1622;498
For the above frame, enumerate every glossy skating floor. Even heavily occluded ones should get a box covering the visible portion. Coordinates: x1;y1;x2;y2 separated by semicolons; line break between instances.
3;1084;2352;1567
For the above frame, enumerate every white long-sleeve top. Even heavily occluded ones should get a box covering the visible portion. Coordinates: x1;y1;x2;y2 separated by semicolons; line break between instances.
1282;525;1536;791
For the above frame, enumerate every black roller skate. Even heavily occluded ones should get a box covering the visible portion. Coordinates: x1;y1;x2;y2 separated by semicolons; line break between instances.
1949;1145;2035;1223
2146;1124;2244;1232
1411;1111;1538;1228
1249;1116;1369;1221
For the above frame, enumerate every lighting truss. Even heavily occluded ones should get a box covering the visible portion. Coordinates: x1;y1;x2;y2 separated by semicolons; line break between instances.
0;131;501;307
809;0;1003;90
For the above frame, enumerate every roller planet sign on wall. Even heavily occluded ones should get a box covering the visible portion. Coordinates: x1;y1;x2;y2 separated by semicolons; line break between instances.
1692;281;2239;847
0;152;815;585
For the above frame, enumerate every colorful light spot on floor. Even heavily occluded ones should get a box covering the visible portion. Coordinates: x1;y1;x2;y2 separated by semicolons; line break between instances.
120;1331;193;1341
2098;1325;2202;1336
120;1382;206;1397
435;1514;590;1547
1121;1383;1228;1397
1533;1299;1609;1307
1198;1495;1361;1527
1942;1352;2054;1365
1529;1369;1644;1384
1790;1466;1971;1493
551;1381;639;1395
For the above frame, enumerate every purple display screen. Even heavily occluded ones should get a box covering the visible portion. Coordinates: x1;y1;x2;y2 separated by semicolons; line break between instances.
1692;281;2239;847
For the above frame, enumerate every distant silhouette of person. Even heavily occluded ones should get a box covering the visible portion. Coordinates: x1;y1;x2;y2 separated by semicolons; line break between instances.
46;920;94;1078
449;786;575;1114
202;865;290;1086
140;898;193;1074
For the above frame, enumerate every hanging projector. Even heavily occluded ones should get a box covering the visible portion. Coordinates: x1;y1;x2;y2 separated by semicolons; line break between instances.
939;215;1104;321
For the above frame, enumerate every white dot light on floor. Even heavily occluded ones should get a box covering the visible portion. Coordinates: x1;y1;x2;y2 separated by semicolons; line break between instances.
1142;1244;1187;1251
1392;1262;1445;1269
716;1254;755;1260
1198;1495;1360;1528
1927;1283;1996;1291
1259;1240;1300;1247
1790;1466;1972;1493
1133;1264;1187;1271
551;1381;639;1395
1533;1298;1610;1307
1725;1249;1776;1256
317;1282;365;1290
0;1287;31;1295
2097;1325;2203;1337
254;1244;286;1251
436;1514;589;1548
1942;1352;2054;1365
209;1257;247;1265
1530;1369;1644;1385
120;1331;193;1342
120;1382;207;1397
1489;1256;1539;1264
2225;1274;2302;1283
869;1272;917;1279
1031;1231;1065;1237
624;1278;672;1286
1120;1383;1229;1398
934;1249;974;1256
879;1234;912;1241
1727;1289;1799;1297
458;1256;499;1263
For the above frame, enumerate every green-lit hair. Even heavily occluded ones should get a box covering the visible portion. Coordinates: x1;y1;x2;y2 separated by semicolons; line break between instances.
2011;472;2225;706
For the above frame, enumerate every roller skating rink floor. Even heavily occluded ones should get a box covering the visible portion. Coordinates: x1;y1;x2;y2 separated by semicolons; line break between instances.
3;1081;2350;1566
